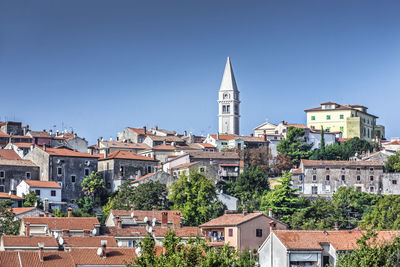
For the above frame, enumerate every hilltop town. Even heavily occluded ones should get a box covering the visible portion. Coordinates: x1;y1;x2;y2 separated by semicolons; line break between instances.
0;58;399;266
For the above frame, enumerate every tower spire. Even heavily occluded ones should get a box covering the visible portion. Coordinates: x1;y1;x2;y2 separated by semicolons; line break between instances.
219;57;238;92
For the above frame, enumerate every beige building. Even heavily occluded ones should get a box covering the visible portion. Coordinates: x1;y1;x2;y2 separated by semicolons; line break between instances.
200;211;286;251
305;102;384;141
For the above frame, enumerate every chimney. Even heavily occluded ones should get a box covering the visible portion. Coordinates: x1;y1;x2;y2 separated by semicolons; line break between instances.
30;144;35;151
25;222;30;236
45;211;49;217
104;148;109;159
43;144;46;151
334;222;339;231
184;130;187;136
250;133;254;137
43;198;49;212
217;133;220;140
67;207;72;217
161;211;168;227
38;242;44;262
268;208;273;218
155;125;158;130
143;126;147;134
242;209;248;216
90;149;94;155
263;133;267;142
115;216;122;228
97;138;100;147
130;205;135;218
269;220;277;233
101;240;107;258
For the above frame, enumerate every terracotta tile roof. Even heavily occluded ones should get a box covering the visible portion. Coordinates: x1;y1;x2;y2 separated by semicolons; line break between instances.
63;236;118;248
210;134;238;141
10;135;31;139
152;227;201;238
385;141;400;146
285;123;308;129
52;132;75;141
200;212;264;227
320;101;338;105
100;150;158;161
0;193;24;200
239;136;266;142
1;235;58;248
338;138;351;142
19;251;75;267
0;149;21;160
147;135;184;142
0;159;38;167
110;210;182;226
0;251;20;267
188;151;240;160
301;159;383;167
10;142;32;148
37;147;99;158
304;103;378;118
27;131;51;138
219;163;239;167
101;141;150;150
291;168;303;175
24;180;62;189
101;226;149;237
22;217;100;230
128;127;153;135
11;207;36;215
273;230;400;251
0;131;10;138
151;144;177;151
172;162;200;170
196;143;216;148
69;248;136;265
131;173;155;183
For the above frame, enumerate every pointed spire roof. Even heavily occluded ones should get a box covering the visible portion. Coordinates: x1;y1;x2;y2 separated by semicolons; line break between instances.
219;57;239;92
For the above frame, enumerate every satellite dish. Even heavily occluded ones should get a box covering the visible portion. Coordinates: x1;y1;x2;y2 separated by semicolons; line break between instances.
92;229;97;235
135;247;142;256
97;247;103;256
58;237;64;245
148;226;153;233
152;218;156;223
118;241;123;247
144;217;148;223
54;232;59;239
131;212;134;218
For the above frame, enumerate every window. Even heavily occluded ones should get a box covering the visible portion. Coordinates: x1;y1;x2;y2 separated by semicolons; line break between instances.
256;229;262;237
341;175;346;181
57;167;62;175
357;176;361;181
393;180;397;185
226;105;230;113
147;166;152;173
299;186;303;192
0;186;4;193
370;168;374;171
370;187;374;193
107;182;111;189
200;167;205;173
0;178;4;185
312;186;318;194
341;167;345;171
313;175;317;181
84;168;90;176
326;115;331;120
312;167;316;171
311;116;315;121
26;172;31;179
228;229;233;237
356;187;362;192
326;175;330;181
357;168;361;171
35;190;41;196
71;175;76;183
0;171;4;178
370;176;374;181
340;114;344;119
326;167;330;171
299;176;303;182
128;240;136;247
51;190;56;197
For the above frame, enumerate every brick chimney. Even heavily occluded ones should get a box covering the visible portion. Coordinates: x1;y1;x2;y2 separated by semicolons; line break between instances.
269;220;277;233
334;222;339;231
263;133;267;142
242;209;248;216
45;211;49;217
115;216;122;228
161;212;168;227
143;126;147;134
101;240;107;258
67;207;72;217
25;222;30;236
38;242;44;262
250;133;254;137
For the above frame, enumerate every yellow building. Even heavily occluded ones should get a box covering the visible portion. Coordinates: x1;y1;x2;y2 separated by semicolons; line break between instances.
305;102;384;141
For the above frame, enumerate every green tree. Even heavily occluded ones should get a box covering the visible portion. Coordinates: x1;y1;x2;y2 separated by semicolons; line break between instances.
290;198;335;230
169;170;225;226
78;171;105;214
225;167;269;212
260;173;307;224
272;153;292;175
0;200;21;236
386;152;400;172
361;195;400;230
277;127;313;166
131;181;169;210
23;191;41;208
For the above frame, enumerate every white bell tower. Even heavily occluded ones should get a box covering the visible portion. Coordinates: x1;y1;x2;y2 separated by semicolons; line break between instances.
218;57;240;135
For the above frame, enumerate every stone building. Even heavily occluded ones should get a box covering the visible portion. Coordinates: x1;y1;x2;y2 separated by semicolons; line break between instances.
26;131;52;146
117;127;153;143
24;146;98;202
98;150;159;192
143;135;185;148
292;159;384;196
51;132;88;153
0;150;39;194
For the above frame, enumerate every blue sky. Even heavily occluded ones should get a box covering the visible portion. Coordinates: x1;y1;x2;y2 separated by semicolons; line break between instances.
1;0;399;144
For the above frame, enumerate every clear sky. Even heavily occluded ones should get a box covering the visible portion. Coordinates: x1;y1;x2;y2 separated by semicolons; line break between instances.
1;0;399;144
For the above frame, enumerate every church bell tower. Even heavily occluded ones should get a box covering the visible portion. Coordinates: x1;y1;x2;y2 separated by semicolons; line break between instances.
218;57;240;135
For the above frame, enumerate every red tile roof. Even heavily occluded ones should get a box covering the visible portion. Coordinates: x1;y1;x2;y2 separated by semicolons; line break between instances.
291;168;303;175
0;159;38;167
188;151;240;160
172;162;200;170
0;149;21;160
301;159;383;167
11;207;36;215
69;248;136;265
100;150;158;161
210;134;238;141
24;180;62;189
101;141;150;150
273;230;400;251
111;210;182;226
0;251;21;267
152;227;201;238
0;193;24;200
1;235;58;248
150;144;176;151
63;236;118;248
22;217;100;230
196;143;216;148
200;212;265;227
131;173;155;183
37;147;99;158
10;142;32;148
285;123;308;129
0;131;10;138
128;127;153;135
305;103;378;118
147;135;184;142
385;141;400;146
101;226;148;237
19;251;75;267
27;131;51;138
